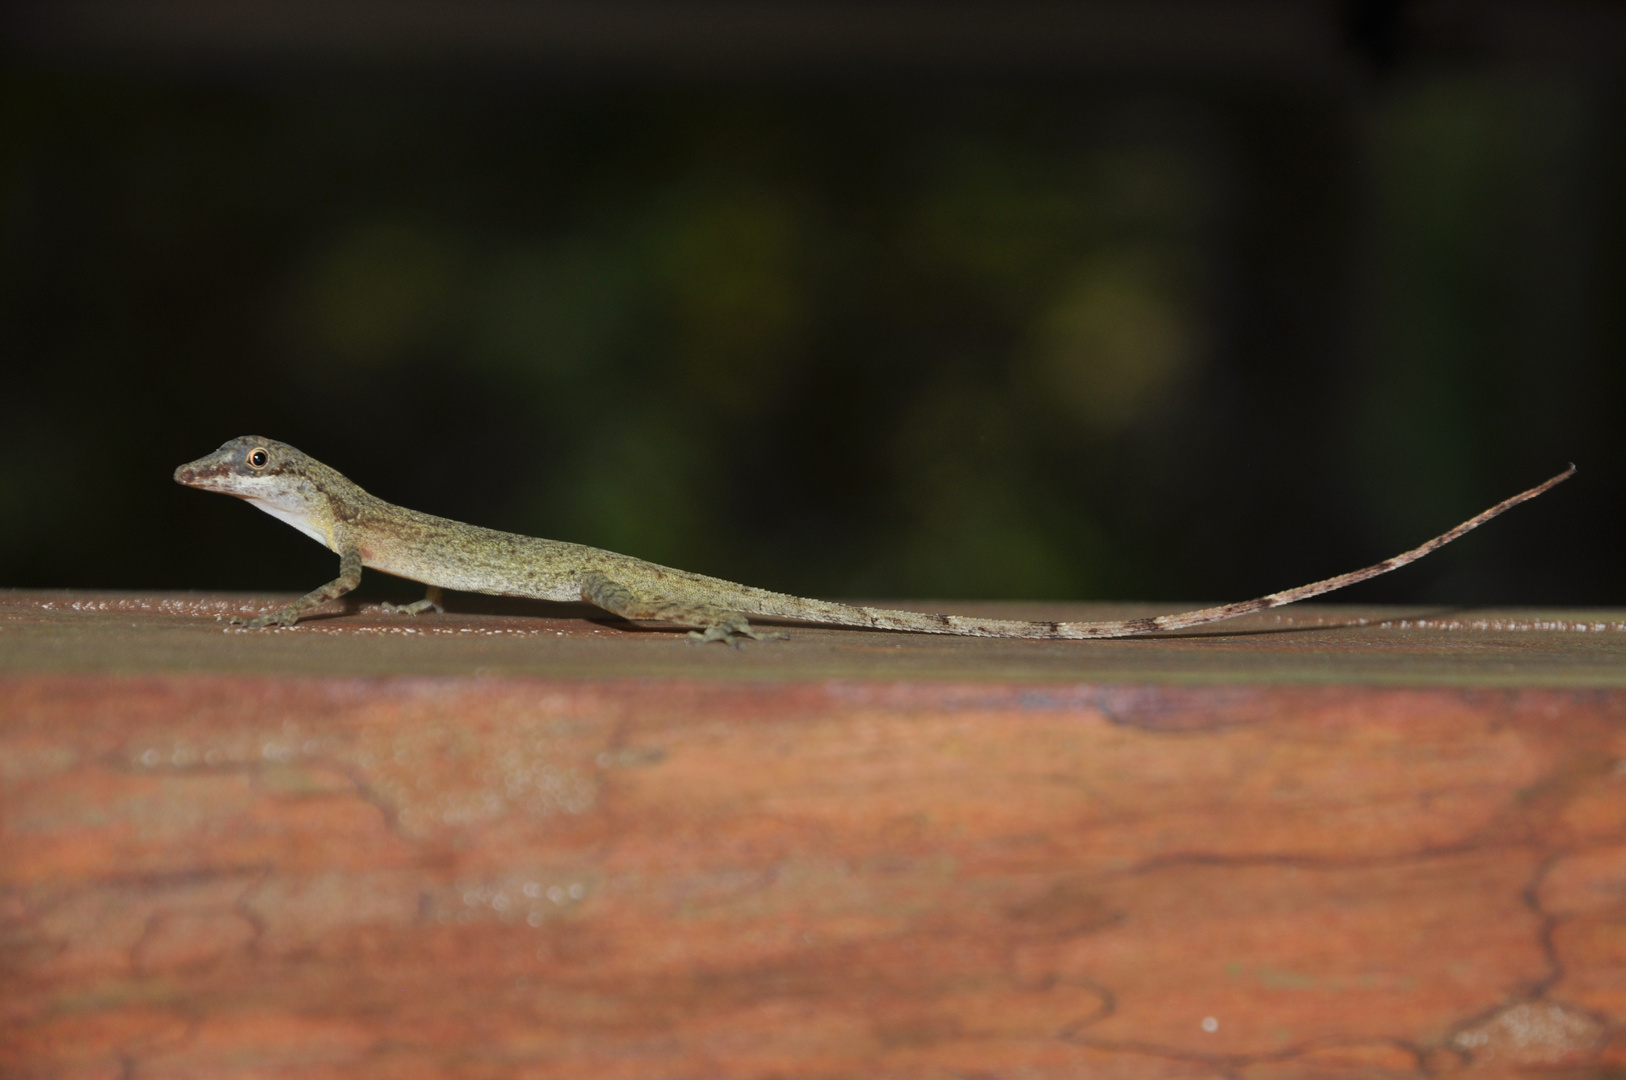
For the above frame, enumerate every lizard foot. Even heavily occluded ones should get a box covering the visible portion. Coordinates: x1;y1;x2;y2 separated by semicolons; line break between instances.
686;619;790;648
380;599;442;616
381;586;444;617
231;608;299;629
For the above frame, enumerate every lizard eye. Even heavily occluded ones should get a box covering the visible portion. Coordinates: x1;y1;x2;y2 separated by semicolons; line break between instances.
246;447;270;470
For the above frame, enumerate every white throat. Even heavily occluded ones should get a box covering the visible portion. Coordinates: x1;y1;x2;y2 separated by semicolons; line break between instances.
245;497;332;550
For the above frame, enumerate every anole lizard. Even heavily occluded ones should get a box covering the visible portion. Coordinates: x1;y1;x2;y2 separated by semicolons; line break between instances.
175;436;1573;645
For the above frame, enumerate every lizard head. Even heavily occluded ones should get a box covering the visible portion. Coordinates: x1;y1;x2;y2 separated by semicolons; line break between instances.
174;436;312;496
175;437;342;549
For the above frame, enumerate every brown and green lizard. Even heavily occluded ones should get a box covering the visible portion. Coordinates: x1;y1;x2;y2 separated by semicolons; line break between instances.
175;436;1573;645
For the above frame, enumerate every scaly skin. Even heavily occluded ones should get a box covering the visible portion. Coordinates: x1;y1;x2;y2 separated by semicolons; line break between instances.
175;437;1573;645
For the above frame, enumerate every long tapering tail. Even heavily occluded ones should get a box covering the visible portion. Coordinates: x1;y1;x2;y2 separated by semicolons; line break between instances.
761;465;1575;639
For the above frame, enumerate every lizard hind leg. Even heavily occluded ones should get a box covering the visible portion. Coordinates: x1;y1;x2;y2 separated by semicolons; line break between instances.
580;572;787;647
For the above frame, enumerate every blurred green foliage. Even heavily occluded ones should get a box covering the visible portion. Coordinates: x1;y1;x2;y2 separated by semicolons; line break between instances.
1;68;1620;604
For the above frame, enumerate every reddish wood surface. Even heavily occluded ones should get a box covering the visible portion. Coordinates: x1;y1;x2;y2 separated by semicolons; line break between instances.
3;590;1626;1078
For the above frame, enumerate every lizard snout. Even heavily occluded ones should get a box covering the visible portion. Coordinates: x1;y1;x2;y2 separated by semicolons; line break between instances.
174;457;227;488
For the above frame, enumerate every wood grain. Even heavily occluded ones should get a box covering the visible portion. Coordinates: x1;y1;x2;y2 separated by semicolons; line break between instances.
3;591;1625;1077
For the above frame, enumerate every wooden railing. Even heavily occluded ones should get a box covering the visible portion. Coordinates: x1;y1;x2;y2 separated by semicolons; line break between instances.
3;590;1624;1076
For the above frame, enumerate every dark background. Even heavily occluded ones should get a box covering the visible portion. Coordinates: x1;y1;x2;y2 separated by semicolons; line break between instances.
2;1;1622;608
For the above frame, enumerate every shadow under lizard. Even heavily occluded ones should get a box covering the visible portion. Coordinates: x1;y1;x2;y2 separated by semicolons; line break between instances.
175;437;1574;646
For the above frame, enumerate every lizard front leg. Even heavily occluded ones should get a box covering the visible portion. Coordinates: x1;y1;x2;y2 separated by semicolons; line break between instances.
580;572;787;646
235;545;363;628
